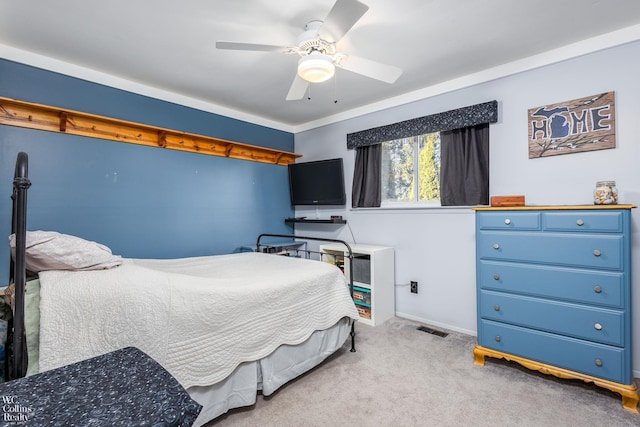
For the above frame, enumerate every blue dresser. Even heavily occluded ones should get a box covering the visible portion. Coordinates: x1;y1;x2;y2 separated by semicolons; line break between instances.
473;205;639;412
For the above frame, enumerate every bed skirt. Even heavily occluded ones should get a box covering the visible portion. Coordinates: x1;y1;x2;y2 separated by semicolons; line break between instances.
189;317;352;425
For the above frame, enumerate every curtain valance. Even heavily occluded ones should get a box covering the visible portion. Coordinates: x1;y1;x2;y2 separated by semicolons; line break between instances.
346;100;498;149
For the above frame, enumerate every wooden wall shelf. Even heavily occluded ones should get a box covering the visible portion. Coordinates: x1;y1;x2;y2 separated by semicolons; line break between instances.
0;96;301;166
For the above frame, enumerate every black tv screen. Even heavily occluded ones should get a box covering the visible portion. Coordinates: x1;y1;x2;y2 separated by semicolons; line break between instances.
288;158;346;206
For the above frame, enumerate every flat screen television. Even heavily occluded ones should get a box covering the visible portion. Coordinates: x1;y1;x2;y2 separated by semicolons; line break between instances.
288;158;346;206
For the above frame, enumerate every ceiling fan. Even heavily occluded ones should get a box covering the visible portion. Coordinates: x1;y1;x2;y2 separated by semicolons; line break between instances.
216;0;402;100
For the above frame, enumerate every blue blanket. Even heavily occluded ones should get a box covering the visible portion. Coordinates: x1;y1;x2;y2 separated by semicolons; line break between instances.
0;346;201;426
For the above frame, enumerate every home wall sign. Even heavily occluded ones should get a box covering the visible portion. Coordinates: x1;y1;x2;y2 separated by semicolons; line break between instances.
528;91;615;158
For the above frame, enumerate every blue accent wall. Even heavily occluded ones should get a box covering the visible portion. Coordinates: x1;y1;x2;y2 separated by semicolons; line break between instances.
0;59;295;281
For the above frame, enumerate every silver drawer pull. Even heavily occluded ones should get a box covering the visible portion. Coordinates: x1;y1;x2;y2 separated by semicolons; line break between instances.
595;359;603;367
494;305;500;311
576;219;584;226
593;249;602;257
493;274;500;280
594;285;602;293
594;323;603;331
495;335;501;342
493;243;500;250
504;219;511;225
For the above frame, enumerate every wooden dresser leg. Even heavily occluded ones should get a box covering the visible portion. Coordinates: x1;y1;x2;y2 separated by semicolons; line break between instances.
622;394;640;414
473;345;486;366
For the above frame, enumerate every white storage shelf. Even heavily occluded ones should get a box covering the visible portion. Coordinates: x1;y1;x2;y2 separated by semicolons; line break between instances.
320;243;395;326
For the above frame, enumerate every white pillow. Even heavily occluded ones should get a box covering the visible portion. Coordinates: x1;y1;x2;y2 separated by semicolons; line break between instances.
9;231;122;272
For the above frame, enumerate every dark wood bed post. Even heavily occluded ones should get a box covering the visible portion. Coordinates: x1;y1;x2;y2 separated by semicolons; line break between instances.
257;233;356;353
9;152;30;380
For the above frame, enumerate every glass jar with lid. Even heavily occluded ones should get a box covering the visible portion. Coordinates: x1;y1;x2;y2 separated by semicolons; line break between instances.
594;181;618;205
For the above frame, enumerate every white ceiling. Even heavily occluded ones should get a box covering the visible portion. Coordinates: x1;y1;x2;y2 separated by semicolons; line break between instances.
2;0;640;132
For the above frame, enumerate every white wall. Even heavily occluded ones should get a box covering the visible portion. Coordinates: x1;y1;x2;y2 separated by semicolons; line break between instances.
294;40;640;374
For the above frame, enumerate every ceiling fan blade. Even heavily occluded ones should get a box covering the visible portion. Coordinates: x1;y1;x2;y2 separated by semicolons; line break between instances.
318;0;369;42
336;55;402;84
216;41;295;53
286;74;309;101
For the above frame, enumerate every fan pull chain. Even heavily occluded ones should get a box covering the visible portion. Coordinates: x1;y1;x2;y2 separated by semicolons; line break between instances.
334;73;338;103
307;84;311;101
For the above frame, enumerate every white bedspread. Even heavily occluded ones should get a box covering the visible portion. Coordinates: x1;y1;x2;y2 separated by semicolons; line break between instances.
38;252;359;388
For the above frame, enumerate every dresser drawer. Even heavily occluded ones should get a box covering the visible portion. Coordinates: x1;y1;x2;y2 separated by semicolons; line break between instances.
542;211;623;233
478;320;628;384
478;260;624;308
477;211;540;230
477;231;624;270
479;290;624;346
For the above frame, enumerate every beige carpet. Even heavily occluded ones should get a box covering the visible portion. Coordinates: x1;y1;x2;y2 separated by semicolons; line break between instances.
209;317;639;426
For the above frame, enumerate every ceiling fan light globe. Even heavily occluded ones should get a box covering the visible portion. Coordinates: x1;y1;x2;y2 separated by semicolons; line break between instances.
297;55;335;83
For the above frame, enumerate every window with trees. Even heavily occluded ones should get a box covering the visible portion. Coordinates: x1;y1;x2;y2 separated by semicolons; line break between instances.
381;132;441;206
349;100;497;208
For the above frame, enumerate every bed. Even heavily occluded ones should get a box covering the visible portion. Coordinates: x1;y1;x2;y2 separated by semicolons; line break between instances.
3;152;360;426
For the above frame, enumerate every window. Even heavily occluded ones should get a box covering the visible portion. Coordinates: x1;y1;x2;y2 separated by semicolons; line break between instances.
349;101;496;208
381;132;441;206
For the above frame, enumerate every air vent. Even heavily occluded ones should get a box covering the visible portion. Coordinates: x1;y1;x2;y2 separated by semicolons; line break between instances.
417;326;448;338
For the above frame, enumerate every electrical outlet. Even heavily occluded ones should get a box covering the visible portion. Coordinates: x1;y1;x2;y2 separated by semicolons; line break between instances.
410;281;418;294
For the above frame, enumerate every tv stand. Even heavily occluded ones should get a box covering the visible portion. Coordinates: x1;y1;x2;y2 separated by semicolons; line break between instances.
285;218;347;224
